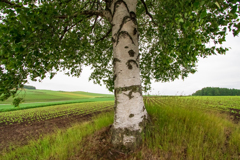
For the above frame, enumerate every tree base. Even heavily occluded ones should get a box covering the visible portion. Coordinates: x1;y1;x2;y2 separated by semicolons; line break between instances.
111;115;149;152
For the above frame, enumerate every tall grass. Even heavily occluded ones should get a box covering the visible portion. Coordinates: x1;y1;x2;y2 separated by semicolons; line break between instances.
0;112;114;160
143;97;240;159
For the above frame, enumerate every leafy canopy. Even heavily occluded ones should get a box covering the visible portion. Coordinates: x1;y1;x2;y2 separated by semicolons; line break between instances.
0;0;240;101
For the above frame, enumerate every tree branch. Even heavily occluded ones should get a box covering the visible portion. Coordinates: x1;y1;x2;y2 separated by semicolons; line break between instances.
140;0;157;26
59;16;92;41
96;28;112;42
91;15;99;33
56;10;112;22
1;0;22;8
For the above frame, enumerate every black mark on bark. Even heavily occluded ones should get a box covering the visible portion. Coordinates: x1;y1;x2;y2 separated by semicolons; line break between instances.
125;46;129;48
139;115;147;127
112;0;129;18
129;114;134;118
113;58;121;65
115;85;142;99
113;74;117;81
136;54;140;61
112;37;116;43
128;50;135;57
129;11;137;25
133;28;137;35
126;60;138;69
123;90;134;99
117;31;135;45
130;11;136;18
117;16;131;34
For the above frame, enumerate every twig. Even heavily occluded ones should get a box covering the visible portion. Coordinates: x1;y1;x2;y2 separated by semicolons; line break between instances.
1;0;22;7
91;15;99;32
140;0;157;26
96;28;112;42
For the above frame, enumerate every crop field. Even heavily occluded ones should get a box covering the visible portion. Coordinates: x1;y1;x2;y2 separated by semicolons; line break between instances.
0;101;114;152
1;96;240;159
0;89;114;112
0;97;114;112
145;96;240;121
0;89;113;104
0;101;114;125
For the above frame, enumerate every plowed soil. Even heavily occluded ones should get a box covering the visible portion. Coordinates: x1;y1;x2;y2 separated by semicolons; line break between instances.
0;109;113;152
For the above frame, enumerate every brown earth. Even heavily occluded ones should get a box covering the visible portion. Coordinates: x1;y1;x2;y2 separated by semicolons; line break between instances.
0;109;113;152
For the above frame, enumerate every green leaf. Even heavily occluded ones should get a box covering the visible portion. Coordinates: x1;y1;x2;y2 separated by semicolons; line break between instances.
215;2;221;9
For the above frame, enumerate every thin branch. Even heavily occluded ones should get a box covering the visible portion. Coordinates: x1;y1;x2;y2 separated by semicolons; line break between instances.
96;28;112;42
59;16;92;41
140;0;157;26
1;0;22;7
60;26;68;41
56;10;112;22
91;15;99;33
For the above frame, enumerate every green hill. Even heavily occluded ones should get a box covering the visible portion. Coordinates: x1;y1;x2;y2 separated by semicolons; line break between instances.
0;89;113;104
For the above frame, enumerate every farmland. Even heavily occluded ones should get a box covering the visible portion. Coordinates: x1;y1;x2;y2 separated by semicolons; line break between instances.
0;96;240;159
0;89;113;104
0;101;114;152
0;89;114;112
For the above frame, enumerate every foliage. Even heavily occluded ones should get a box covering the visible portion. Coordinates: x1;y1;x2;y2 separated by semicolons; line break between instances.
12;97;24;107
192;87;240;96
23;85;36;89
0;0;239;101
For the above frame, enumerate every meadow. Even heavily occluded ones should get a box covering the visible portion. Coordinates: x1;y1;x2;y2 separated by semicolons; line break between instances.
0;89;113;104
0;95;239;159
0;89;114;112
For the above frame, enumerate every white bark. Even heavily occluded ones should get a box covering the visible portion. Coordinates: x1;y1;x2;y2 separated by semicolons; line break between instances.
110;0;148;150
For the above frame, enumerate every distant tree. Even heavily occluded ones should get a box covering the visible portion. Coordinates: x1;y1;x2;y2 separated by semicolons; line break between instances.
23;85;36;90
192;87;240;96
1;0;240;150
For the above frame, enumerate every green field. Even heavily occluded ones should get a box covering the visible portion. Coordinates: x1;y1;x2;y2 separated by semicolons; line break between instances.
1;96;240;159
148;96;240;110
0;101;114;125
0;89;114;112
0;89;113;104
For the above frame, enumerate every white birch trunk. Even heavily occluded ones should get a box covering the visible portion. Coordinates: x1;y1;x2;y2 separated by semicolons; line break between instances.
110;0;148;151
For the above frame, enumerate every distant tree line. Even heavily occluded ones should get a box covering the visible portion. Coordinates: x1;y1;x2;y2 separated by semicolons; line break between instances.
23;85;36;90
192;87;240;96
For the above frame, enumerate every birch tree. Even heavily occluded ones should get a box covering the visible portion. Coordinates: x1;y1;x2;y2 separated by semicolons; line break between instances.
0;0;239;150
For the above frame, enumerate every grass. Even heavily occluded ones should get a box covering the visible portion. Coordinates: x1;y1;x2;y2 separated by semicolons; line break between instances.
184;96;240;110
0;112;114;160
142;97;240;159
1;96;240;159
0;97;114;112
0;89;113;104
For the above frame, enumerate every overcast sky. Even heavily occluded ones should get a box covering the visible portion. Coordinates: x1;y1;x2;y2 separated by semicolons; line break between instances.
28;33;240;95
